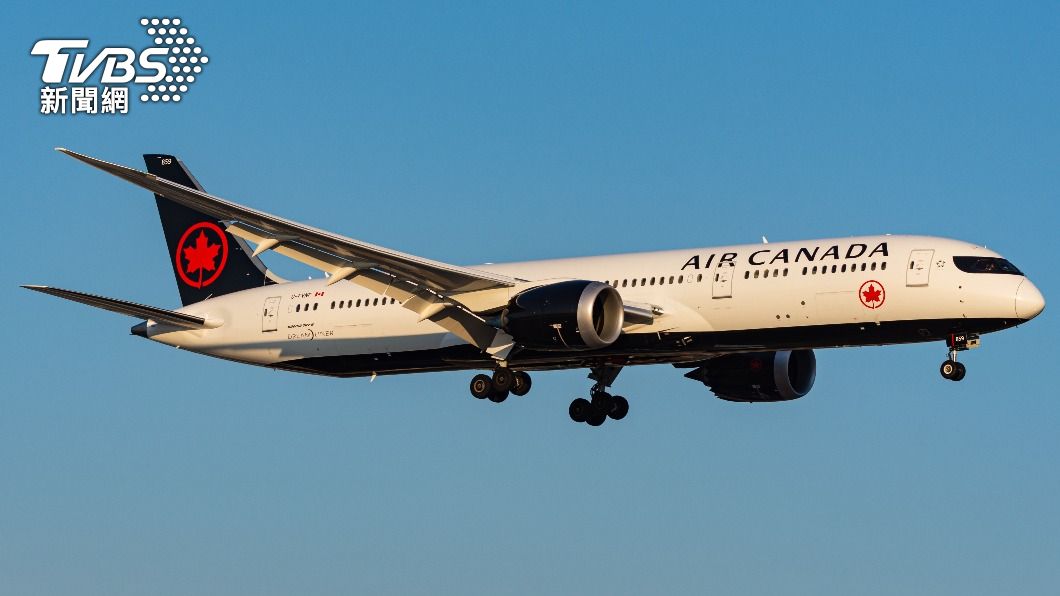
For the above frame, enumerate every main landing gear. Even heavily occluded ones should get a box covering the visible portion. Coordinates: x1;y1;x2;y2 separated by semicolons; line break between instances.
469;369;532;403
568;365;629;427
940;333;979;382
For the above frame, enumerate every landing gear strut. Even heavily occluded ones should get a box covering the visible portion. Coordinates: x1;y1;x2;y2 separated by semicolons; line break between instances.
470;369;532;403
940;333;977;382
569;365;629;426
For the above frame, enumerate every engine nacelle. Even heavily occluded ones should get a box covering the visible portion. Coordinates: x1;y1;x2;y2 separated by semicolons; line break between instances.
503;280;624;351
684;349;816;402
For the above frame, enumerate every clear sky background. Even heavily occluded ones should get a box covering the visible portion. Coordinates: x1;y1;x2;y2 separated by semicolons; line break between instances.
1;2;1057;594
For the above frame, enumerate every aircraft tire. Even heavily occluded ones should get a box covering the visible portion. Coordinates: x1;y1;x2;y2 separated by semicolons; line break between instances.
470;374;493;399
569;398;590;423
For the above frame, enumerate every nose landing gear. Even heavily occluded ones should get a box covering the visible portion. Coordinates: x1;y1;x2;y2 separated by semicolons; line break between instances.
939;333;978;382
940;358;966;381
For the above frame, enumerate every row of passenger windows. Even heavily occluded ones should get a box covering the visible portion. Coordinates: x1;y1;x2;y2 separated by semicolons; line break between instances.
745;261;888;279
332;297;397;309
604;261;890;288
293;297;399;313
607;273;704;288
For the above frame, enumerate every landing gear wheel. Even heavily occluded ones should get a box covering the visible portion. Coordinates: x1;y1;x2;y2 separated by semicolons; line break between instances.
940;361;960;380
511;371;532;396
608;395;629;420
569;398;590;423
470;374;492;399
952;361;966;381
586;408;607;426
488;388;509;403
492;369;513;392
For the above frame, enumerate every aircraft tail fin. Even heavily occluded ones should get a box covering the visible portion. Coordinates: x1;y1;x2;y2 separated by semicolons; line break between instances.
142;154;272;306
21;285;215;330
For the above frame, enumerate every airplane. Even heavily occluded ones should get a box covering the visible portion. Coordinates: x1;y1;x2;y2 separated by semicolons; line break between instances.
25;149;1045;427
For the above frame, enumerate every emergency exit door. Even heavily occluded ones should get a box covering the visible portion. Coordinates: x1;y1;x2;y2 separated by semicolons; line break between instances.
262;296;281;332
906;250;934;286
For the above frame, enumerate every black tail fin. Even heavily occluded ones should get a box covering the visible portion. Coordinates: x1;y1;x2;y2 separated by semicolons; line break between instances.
143;154;271;306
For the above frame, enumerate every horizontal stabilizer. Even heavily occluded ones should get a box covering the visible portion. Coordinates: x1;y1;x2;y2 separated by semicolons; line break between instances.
22;285;212;329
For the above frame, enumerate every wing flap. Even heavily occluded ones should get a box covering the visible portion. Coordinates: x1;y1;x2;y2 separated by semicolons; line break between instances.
22;285;213;329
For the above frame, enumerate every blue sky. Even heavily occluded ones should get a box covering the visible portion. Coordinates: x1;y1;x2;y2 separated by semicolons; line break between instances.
1;2;1057;594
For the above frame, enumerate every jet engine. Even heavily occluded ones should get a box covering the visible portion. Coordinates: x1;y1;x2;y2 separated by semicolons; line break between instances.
502;280;624;350
684;349;816;402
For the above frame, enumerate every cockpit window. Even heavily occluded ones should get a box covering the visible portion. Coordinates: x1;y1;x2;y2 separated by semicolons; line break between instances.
953;256;1022;275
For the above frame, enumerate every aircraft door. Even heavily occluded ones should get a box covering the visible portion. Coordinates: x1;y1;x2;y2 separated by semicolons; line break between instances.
712;261;734;298
262;296;281;332
906;250;934;287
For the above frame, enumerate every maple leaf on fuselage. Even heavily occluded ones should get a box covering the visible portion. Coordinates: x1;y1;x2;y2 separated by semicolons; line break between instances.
183;230;220;275
862;284;882;303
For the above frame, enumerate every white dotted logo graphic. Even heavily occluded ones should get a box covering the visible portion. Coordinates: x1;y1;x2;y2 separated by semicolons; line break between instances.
31;16;211;115
138;17;208;103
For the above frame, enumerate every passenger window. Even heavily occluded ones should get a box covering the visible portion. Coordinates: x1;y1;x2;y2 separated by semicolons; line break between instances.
744;271;750;279
754;270;760;279
697;274;703;282
861;263;866;271
330;301;335;309
313;303;318;310
373;298;379;306
831;265;837;273
650;277;655;286
622;279;628;288
347;300;353;308
783;268;788;277
841;264;847;273
295;304;301;312
881;262;887;270
678;275;683;283
668;276;675;284
356;299;362;307
631;279;637;287
802;267;808;275
871;262;877;271
763;270;769;278
641;278;647;286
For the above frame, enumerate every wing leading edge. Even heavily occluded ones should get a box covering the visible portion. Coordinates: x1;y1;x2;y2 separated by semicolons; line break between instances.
55;148;519;294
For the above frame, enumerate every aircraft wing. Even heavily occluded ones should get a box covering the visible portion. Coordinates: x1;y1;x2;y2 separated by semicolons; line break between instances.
56;148;520;294
22;285;214;329
56;148;519;355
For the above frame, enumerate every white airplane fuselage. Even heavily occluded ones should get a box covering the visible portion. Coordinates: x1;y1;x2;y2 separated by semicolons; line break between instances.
138;234;1044;377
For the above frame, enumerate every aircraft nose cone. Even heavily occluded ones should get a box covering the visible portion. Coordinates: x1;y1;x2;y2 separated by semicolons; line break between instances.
1015;279;1045;320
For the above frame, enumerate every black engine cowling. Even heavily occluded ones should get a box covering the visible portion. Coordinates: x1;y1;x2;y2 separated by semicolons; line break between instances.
684;349;816;402
503;280;624;351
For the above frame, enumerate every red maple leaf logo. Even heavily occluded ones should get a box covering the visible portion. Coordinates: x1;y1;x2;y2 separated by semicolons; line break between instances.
183;230;220;283
175;222;229;289
862;284;882;304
